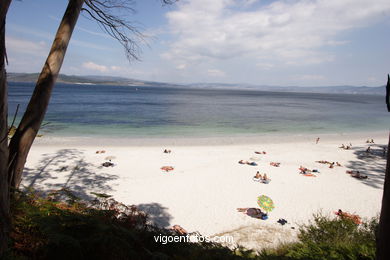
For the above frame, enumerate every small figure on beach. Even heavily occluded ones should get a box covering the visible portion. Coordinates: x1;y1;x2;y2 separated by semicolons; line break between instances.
366;146;371;153
299;166;311;174
102;161;114;167
237;208;268;220
96;150;106;154
253;171;262;181
346;170;367;179
316;137;320;144
336;162;342;167
161;166;174;172
383;147;387;156
335;209;362;224
339;144;345;149
163;149;171;153
262;173;271;184
171;225;188;235
270;162;280;167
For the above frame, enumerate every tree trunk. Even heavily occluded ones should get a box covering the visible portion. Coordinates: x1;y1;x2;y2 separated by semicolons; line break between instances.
377;78;390;259
0;0;13;256
8;0;85;189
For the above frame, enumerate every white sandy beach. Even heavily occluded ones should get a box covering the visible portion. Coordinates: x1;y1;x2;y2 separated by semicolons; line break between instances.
22;132;388;251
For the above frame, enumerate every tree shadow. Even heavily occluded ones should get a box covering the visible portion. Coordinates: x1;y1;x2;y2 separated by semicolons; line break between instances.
345;145;387;189
136;203;172;229
22;149;118;200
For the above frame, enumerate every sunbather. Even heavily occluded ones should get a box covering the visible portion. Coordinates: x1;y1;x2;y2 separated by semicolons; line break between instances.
237;208;267;219
335;209;362;224
262;174;271;184
171;225;188;235
270;162;280;167
253;172;262;181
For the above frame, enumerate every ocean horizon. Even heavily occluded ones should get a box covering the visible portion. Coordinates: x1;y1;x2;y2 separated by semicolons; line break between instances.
8;82;390;138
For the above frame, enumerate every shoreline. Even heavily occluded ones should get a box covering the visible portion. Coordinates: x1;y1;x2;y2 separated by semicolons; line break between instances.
32;130;388;147
23;130;388;251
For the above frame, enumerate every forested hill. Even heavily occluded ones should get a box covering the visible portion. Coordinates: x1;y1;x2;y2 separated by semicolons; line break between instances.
8;72;385;95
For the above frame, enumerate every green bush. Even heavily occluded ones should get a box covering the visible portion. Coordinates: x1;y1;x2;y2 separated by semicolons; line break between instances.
259;213;378;260
6;190;378;260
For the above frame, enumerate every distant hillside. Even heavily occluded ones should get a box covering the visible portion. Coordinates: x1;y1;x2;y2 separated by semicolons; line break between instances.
8;72;385;95
7;72;178;87
188;83;386;95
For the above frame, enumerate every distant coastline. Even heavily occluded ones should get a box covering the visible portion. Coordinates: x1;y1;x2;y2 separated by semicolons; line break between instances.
8;72;386;95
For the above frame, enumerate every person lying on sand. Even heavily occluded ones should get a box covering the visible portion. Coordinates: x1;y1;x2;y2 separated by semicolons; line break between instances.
96;150;106;154
346;170;360;174
346;170;367;179
171;225;188;235
316;160;330;164
270;162;280;167
161;166;174;172
335;209;362;224
351;172;368;179
237;208;267;219
254;151;267;154
336;162;342;167
238;160;248;164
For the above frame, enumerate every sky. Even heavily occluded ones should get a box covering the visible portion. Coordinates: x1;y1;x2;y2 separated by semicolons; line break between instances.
5;0;390;86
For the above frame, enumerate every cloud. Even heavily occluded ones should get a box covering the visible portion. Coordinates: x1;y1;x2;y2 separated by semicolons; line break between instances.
164;0;390;66
207;69;226;77
6;36;48;57
293;74;326;81
82;61;108;72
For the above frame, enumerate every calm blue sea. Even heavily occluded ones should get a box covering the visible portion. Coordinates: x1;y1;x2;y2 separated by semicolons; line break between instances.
7;82;390;138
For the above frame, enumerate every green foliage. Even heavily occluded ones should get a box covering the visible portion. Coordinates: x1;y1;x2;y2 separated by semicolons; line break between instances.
259;213;378;260
6;191;378;260
8;190;249;260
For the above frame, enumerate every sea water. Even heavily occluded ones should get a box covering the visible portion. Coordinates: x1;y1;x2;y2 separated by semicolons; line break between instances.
7;82;390;138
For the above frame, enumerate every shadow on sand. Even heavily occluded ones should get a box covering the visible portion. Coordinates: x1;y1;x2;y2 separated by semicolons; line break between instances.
22;149;119;200
137;203;173;229
345;144;387;189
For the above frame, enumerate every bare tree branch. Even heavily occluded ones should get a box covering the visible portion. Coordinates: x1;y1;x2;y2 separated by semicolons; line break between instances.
82;0;176;61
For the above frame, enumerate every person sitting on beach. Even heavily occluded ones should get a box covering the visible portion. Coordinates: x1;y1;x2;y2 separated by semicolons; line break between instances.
171;225;188;235
335;209;362;224
339;144;345;149
366;139;370;143
163;149;171;153
370;139;375;143
299;166;311;174
345;146;351;150
253;172;262;181
262;173;271;184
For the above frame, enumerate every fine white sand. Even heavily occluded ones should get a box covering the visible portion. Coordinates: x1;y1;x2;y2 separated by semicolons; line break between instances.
22;132;388;251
